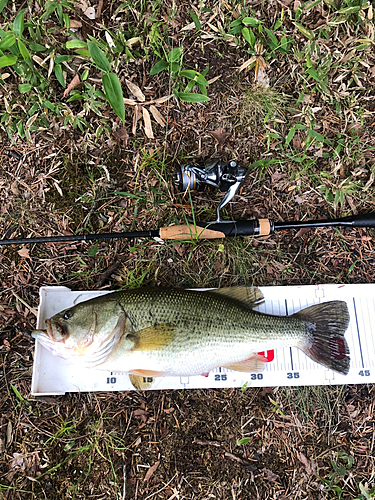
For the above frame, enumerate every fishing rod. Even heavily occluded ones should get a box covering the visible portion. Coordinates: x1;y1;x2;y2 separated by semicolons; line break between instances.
1;159;375;245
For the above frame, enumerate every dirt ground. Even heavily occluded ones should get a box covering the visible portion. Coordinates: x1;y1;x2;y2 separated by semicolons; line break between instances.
1;0;375;498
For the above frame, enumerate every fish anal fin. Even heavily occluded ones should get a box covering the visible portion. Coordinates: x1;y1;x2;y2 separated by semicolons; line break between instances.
210;287;264;308
129;374;155;390
223;353;268;373
132;324;175;351
129;369;167;390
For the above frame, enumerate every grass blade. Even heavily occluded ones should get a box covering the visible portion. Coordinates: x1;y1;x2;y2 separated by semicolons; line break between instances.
102;72;125;123
88;41;111;72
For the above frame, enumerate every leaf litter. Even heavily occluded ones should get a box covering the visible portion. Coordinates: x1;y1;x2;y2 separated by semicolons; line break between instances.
0;0;375;499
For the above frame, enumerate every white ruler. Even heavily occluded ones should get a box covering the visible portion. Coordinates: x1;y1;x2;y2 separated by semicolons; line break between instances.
31;284;373;395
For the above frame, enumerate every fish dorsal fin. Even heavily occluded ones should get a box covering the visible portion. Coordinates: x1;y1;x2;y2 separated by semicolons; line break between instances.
132;324;175;351
223;353;268;373
210;286;264;308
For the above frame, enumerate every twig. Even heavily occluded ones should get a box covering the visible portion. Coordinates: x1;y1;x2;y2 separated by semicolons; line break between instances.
11;291;38;317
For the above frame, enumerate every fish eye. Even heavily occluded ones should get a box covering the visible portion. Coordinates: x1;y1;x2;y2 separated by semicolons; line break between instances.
63;310;73;320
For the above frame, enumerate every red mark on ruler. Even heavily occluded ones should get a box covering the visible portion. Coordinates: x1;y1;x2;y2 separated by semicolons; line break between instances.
258;350;274;362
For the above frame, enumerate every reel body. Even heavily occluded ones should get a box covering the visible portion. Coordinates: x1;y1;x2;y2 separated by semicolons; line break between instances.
174;159;247;221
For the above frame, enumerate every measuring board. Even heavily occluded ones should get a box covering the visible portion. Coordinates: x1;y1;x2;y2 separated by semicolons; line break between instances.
31;284;374;396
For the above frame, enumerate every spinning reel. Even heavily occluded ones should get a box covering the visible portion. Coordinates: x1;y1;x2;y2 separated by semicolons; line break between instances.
174;159;247;222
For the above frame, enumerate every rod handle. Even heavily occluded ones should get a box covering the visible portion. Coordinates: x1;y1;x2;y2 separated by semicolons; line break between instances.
159;225;226;240
159;220;273;240
348;213;375;227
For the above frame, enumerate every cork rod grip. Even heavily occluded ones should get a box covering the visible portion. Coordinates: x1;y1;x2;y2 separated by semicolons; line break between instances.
258;219;271;236
160;225;226;240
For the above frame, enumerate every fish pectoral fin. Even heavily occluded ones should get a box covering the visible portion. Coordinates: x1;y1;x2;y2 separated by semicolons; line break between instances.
132;324;175;351
223;353;268;373
210;287;264;309
129;369;166;390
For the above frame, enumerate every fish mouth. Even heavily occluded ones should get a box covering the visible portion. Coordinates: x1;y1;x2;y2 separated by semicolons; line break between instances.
49;318;70;341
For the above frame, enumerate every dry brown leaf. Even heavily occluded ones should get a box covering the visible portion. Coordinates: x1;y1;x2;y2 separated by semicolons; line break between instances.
149;105;166;127
132;105;141;135
69;19;82;28
207;74;222;85
126;80;145;102
254;56;269;87
163;407;175;414
64;74;80;97
124;98;137;106
209;127;231;148
262;468;279;482
144;461;160;482
296;452;315;475
113;126;129;145
294;227;311;239
32;55;44;66
271;171;286;183
143;107;154;139
10;181;20;195
261;387;274;396
17;247;30;259
238;56;256;73
151;95;173;104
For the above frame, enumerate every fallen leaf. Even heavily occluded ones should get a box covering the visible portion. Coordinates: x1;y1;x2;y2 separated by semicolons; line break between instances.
209;127;231;148
238;56;256;73
105;31;115;48
134;409;149;423
163;407;175;414
261;387;274;397
6;421;12;447
160;424;169;438
11;181;20;195
271;171;286;183
126;80;145;102
63;74;80;97
84;6;95;19
296;452;316;475
262;467;279;482
295;195;305;204
254;55;269;87
69;19;82;28
294;227;311;238
143;107;154;139
17;247;30;259
11;453;29;471
292;134;303;150
149;105;166;127
132;104;141;135
113;126;129;145
207;74;222;85
124;98;137;106
144;461;160;482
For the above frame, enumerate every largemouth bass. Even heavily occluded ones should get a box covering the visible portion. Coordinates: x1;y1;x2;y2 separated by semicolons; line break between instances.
32;287;350;390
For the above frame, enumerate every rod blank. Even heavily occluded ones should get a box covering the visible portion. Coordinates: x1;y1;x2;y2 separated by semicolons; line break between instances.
1;213;375;246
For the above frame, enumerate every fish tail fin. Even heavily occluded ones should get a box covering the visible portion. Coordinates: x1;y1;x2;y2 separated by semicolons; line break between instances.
293;300;350;375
